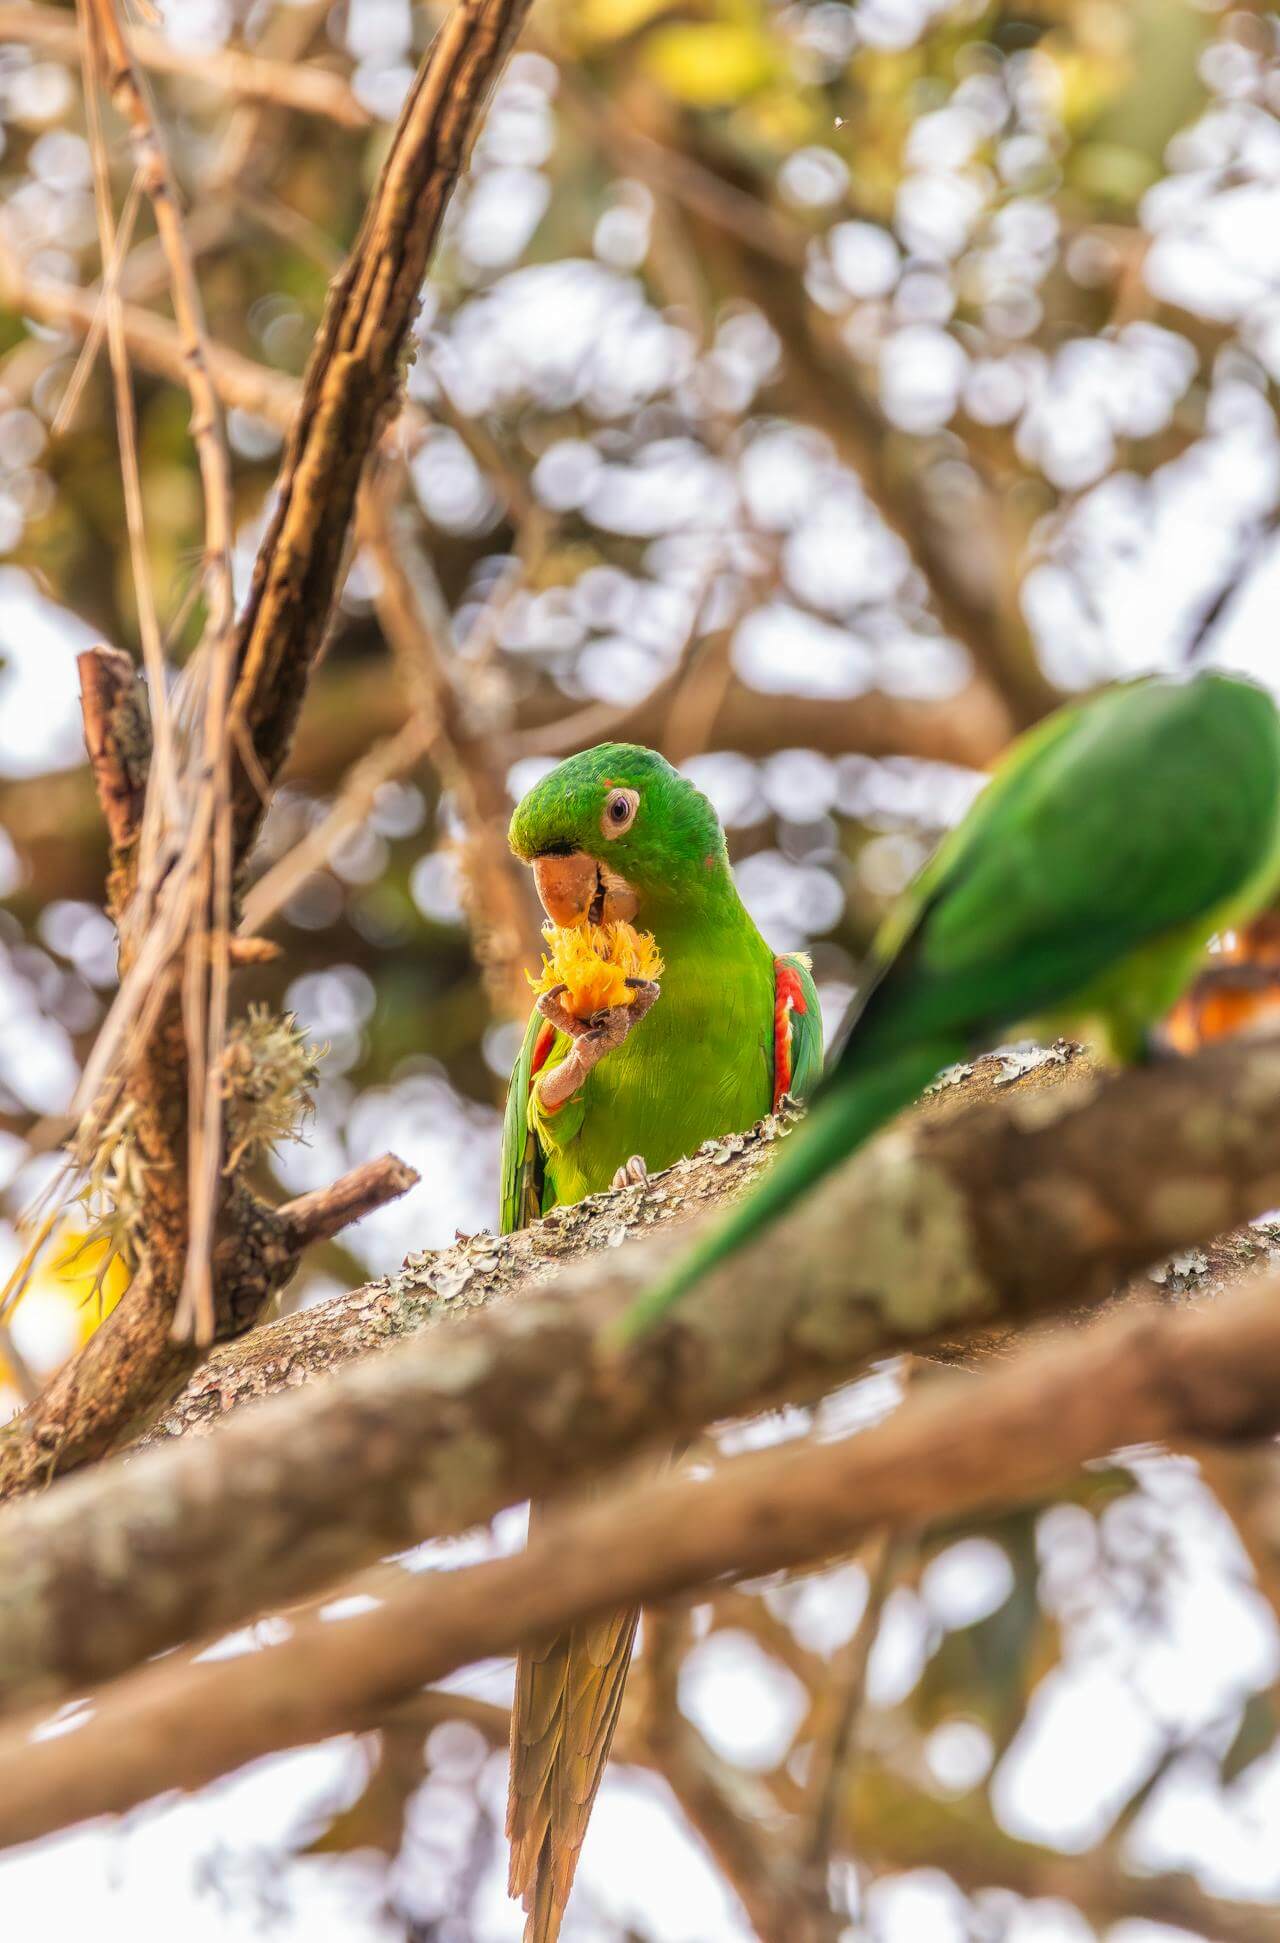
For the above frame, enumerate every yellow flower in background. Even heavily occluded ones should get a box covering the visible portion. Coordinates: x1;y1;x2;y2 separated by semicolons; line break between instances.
0;1227;128;1412
529;921;664;1021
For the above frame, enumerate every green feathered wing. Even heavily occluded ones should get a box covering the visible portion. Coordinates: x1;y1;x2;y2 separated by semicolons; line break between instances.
500;1009;549;1236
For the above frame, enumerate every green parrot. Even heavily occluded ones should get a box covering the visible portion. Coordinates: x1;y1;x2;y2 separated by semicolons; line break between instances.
619;670;1280;1338
499;742;823;1942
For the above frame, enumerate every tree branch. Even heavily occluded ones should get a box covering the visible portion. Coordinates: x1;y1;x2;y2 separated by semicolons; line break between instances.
7;1265;1280;1843
0;240;302;428
0;0;533;1497
844;1765;1280;1943
75;646;148;910
3;1035;1280;1714
355;466;543;1018
278;1154;420;1251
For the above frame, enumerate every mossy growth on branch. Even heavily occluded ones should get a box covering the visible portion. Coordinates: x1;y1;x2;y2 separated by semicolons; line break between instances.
74;1007;322;1281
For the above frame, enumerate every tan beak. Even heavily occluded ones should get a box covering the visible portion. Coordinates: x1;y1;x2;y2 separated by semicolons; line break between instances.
533;851;601;927
532;852;638;928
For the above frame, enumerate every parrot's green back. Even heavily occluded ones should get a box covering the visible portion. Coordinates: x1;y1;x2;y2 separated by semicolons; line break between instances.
621;671;1280;1337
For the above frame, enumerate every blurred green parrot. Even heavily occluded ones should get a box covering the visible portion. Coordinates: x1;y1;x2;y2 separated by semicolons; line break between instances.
620;670;1280;1338
500;742;824;1941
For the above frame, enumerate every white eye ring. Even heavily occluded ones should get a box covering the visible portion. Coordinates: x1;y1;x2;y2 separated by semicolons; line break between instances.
601;787;639;838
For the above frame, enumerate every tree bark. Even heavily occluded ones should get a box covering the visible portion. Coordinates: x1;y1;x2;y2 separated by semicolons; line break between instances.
6;1267;1280;1844
2;1035;1280;1714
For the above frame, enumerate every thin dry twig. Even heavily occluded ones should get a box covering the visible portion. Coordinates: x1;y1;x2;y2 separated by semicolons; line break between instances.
280;1154;421;1250
802;1530;901;1880
240;466;546;989
77;11;175;852
51;172;141;439
357;466;542;1016
0;237;302;428
240;718;431;936
75;0;239;1346
0;1;371;129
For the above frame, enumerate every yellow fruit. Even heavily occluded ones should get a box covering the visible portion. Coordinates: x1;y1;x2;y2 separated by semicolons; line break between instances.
529;920;664;1020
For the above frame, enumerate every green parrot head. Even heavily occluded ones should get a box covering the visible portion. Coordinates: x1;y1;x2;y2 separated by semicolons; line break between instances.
508;742;730;930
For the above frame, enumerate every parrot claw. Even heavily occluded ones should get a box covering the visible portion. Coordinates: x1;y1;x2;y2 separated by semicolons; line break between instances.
535;986;582;1037
534;981;661;1110
622;978;661;1025
610;1154;649;1192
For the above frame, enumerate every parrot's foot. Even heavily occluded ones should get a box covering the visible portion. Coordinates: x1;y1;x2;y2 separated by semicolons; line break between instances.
536;979;661;1111
611;1155;649;1192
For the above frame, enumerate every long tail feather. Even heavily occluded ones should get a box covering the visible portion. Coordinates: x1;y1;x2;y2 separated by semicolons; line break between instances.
611;1038;961;1343
508;1500;641;1943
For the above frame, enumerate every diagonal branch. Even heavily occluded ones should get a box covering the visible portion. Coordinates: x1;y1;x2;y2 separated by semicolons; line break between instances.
7;1264;1280;1843
3;1035;1280;1713
356;465;542;1017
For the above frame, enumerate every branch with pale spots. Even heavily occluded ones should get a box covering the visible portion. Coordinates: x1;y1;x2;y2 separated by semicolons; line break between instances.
9;1262;1280;1849
4;1036;1280;1720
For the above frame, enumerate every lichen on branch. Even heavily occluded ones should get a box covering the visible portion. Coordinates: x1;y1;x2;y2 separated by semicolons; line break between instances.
3;1034;1280;1716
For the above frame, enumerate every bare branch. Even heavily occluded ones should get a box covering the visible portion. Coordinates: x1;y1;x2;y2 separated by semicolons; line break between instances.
81;0;240;1344
0;241;301;427
8;1265;1280;1841
1188;1443;1280;1625
653;1708;840;1943
279;1154;420;1251
846;1761;1280;1943
4;1036;1280;1713
802;1529;901;1884
76;647;148;884
358;468;542;1017
88;0;235;647
239;719;430;936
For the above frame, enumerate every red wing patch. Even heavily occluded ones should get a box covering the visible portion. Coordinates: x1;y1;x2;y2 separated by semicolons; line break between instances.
530;1019;556;1076
773;959;808;1109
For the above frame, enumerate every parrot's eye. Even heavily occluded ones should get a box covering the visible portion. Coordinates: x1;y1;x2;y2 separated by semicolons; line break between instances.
601;787;639;838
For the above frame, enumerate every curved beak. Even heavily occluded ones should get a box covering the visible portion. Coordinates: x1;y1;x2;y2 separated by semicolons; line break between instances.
533;851;600;927
531;851;637;928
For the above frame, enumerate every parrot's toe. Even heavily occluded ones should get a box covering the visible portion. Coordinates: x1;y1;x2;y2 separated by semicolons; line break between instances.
610;1154;649;1191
